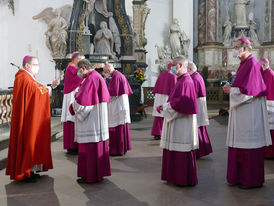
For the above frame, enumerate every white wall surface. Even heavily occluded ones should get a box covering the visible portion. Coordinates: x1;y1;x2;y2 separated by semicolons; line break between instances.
0;0;73;89
144;0;193;87
173;0;193;61
125;0;133;19
143;0;171;87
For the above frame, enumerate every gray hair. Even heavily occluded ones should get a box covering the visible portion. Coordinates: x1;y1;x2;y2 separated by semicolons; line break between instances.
77;59;92;70
105;63;114;69
174;55;188;68
188;61;197;72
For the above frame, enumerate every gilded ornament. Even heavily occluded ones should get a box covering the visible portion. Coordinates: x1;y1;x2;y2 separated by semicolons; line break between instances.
125;36;130;45
118;16;124;25
125;64;131;74
122;26;128;34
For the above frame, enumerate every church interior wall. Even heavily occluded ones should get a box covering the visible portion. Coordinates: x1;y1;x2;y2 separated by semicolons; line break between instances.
219;0;268;44
143;0;194;87
142;0;170;87
0;0;194;89
0;0;73;90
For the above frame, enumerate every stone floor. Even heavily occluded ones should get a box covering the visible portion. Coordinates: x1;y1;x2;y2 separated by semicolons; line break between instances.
0;113;274;206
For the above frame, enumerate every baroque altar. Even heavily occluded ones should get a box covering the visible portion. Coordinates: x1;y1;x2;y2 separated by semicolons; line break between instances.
196;0;274;86
35;0;148;121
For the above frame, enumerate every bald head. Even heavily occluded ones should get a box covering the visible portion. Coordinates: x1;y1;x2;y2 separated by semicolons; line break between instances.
260;57;270;71
103;63;115;75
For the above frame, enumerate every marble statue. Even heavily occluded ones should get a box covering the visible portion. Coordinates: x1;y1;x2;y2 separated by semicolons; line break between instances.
155;44;166;60
90;43;94;54
168;19;190;58
83;0;95;34
94;21;115;58
33;5;72;58
248;12;260;46
0;0;14;15
155;44;173;72
169;20;182;58
83;0;111;32
234;0;250;28
109;12;121;55
95;0;111;18
223;16;232;46
47;9;68;57
208;8;216;41
129;16;139;50
141;5;150;48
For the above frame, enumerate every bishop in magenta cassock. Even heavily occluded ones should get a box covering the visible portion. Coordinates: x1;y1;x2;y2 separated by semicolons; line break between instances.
260;57;274;158
6;56;59;182
151;62;177;140
61;52;83;154
103;63;133;155
223;38;272;189
159;56;199;186
188;62;212;158
70;59;111;183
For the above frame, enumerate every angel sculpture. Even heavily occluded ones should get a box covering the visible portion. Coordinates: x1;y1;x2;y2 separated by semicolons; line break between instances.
109;12;121;55
155;44;166;60
33;5;72;58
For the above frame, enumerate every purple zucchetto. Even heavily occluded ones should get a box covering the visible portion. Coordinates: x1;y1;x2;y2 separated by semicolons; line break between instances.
238;38;251;45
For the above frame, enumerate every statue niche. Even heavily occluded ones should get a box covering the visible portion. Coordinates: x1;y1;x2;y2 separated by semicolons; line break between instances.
68;0;122;59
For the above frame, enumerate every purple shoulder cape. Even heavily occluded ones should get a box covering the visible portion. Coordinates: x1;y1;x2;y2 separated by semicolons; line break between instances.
263;68;274;100
75;70;111;106
108;70;133;96
168;73;198;115
63;63;83;94
191;72;206;98
153;70;177;95
233;55;267;97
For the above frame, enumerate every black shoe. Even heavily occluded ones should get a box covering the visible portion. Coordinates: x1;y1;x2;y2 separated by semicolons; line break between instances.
22;176;37;183
31;172;41;179
77;178;87;184
238;184;263;189
154;135;161;140
67;149;78;155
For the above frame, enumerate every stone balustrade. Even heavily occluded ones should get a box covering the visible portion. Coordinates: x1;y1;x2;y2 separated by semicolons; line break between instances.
0;90;13;125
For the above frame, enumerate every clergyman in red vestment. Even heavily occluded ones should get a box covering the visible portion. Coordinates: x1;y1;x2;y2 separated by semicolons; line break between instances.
6;56;57;182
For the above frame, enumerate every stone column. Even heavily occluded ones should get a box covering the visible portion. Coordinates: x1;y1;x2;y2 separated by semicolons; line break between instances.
198;0;206;45
197;0;223;84
262;0;274;68
132;0;150;68
271;0;274;42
